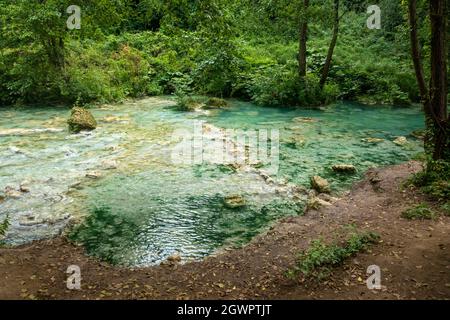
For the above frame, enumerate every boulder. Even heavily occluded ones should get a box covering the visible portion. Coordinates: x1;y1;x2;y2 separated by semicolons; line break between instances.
310;176;331;193
223;195;246;209
68;107;97;133
332;164;357;174
307;196;332;211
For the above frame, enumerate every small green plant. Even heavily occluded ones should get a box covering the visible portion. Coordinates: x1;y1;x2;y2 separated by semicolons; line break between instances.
409;160;450;201
440;202;450;217
0;215;10;244
401;204;437;220
288;231;380;280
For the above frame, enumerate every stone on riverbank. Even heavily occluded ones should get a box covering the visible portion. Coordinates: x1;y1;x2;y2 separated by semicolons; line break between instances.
310;176;330;193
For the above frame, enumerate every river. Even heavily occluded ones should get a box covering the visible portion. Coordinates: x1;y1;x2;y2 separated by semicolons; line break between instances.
0;97;424;266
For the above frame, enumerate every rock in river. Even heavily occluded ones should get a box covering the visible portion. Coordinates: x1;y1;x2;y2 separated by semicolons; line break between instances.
362;137;384;144
310;176;331;193
4;186;22;199
393;136;408;146
332;164;357;174
223;195;246;209
68;107;97;133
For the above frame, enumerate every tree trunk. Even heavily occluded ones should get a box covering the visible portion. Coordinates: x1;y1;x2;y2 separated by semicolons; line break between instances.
408;0;434;154
298;0;309;78
429;0;448;160
319;0;339;89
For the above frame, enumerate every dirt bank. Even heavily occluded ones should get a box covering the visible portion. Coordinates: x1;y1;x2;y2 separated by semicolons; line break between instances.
0;161;449;300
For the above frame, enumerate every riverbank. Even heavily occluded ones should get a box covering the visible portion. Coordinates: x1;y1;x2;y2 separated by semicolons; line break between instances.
0;161;449;300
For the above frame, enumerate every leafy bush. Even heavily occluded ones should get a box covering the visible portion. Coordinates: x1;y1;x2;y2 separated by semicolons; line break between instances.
0;216;10;244
409;160;450;201
288;231;380;279
401;204;437;220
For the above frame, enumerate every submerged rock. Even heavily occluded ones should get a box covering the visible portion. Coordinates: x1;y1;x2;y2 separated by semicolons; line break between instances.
362;137;384;144
86;171;102;179
101;116;130;124
4;186;22;199
101;160;118;170
310;176;331;193
0;128;63;137
332;164;357;174
410;129;425;140
19;215;44;226
393;136;408;146
19;181;31;193
223;195;246;209
68;107;97;133
293;117;318;124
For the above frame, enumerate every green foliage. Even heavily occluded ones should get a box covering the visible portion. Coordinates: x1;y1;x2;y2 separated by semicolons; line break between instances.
441;202;450;217
0;0;420;108
288;230;380;279
174;94;201;111
409;160;450;201
401;204;437;220
0;216;10;245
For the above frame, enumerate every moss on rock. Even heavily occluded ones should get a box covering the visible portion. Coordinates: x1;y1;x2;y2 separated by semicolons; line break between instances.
68;107;97;133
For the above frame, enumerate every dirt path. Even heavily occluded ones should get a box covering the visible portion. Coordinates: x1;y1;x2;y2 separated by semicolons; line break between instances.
0;161;449;300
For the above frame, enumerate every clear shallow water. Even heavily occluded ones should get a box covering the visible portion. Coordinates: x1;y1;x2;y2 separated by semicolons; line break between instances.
0;98;424;266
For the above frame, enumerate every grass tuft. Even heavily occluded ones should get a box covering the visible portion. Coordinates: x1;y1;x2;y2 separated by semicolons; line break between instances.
287;230;380;280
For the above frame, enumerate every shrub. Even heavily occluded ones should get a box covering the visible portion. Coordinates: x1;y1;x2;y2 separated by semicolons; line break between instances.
409;160;450;201
441;202;450;217
0;215;10;243
288;231;380;279
401;204;437;220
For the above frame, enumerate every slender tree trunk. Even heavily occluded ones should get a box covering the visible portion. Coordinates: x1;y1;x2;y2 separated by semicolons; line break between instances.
408;0;434;154
319;0;339;89
429;0;448;160
298;0;309;78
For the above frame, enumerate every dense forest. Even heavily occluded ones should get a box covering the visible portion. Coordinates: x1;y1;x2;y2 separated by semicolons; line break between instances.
0;0;431;108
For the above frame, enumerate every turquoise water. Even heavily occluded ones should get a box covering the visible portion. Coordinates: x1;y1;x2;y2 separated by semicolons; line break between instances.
0;98;424;266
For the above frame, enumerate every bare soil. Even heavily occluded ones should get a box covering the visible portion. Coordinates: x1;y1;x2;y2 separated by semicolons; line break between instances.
1;161;449;300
